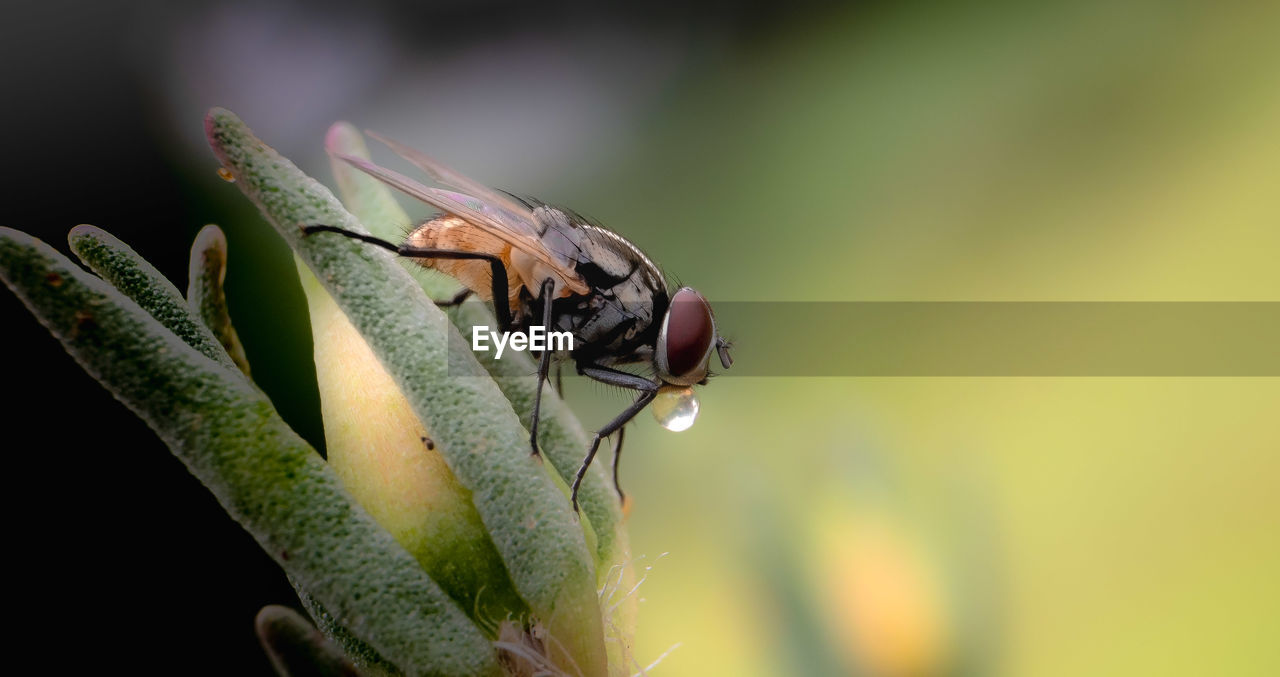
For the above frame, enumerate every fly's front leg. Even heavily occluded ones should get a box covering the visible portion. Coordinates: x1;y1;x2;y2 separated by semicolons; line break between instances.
572;363;660;512
527;278;557;457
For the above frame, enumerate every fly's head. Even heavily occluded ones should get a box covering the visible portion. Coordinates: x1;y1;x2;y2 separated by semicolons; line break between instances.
648;287;731;432
654;287;731;386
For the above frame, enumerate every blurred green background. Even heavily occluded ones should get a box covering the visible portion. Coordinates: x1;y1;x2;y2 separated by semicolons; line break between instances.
5;1;1278;675
583;5;1280;674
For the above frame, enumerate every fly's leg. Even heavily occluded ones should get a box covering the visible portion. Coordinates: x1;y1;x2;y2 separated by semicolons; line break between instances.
436;288;474;307
573;363;660;512
301;225;398;251
301;225;514;333
527;278;556;458
554;363;564;397
611;426;626;501
717;336;734;369
396;247;512;333
572;389;656;513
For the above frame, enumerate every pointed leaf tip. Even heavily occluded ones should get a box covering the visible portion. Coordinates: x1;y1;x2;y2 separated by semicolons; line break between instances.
188;224;252;376
326;121;362;156
66;223;240;374
256;605;363;677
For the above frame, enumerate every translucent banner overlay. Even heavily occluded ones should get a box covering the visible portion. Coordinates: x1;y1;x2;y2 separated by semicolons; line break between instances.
451;303;1280;376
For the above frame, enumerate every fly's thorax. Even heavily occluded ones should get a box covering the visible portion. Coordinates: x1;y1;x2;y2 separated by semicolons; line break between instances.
570;235;667;361
499;207;669;362
539;285;665;367
533;208;663;290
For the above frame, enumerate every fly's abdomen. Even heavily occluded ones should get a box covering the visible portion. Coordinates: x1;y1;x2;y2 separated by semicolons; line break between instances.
405;215;522;302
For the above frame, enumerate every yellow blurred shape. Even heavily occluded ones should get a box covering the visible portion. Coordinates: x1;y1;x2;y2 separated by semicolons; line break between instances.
822;514;951;677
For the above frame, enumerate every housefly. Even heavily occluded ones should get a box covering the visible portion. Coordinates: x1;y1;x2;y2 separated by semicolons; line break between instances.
304;132;732;511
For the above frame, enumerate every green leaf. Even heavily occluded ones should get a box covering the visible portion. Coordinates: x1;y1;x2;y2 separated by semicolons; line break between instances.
295;258;530;630
67;224;239;374
206;108;607;675
293;585;403;677
0;228;499;677
187;223;252;376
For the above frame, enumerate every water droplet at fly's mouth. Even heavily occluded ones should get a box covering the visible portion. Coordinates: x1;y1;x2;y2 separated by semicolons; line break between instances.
652;385;699;432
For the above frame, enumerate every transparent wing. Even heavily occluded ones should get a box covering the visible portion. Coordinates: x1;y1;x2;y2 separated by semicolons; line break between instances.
365;131;534;219
329;150;590;294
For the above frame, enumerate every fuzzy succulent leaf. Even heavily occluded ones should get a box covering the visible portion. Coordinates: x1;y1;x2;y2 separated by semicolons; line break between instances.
67;224;239;373
206;108;607;675
293;584;403;677
296;257;530;629
187;223;252;376
0;228;500;677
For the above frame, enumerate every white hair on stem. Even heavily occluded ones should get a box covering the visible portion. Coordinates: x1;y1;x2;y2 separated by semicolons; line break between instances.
494;553;680;676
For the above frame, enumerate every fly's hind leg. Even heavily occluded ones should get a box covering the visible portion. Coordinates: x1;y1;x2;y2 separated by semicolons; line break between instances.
435;288;474;307
301;224;514;333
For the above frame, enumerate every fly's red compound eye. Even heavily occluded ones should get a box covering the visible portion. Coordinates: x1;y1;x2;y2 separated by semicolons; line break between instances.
662;287;715;381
